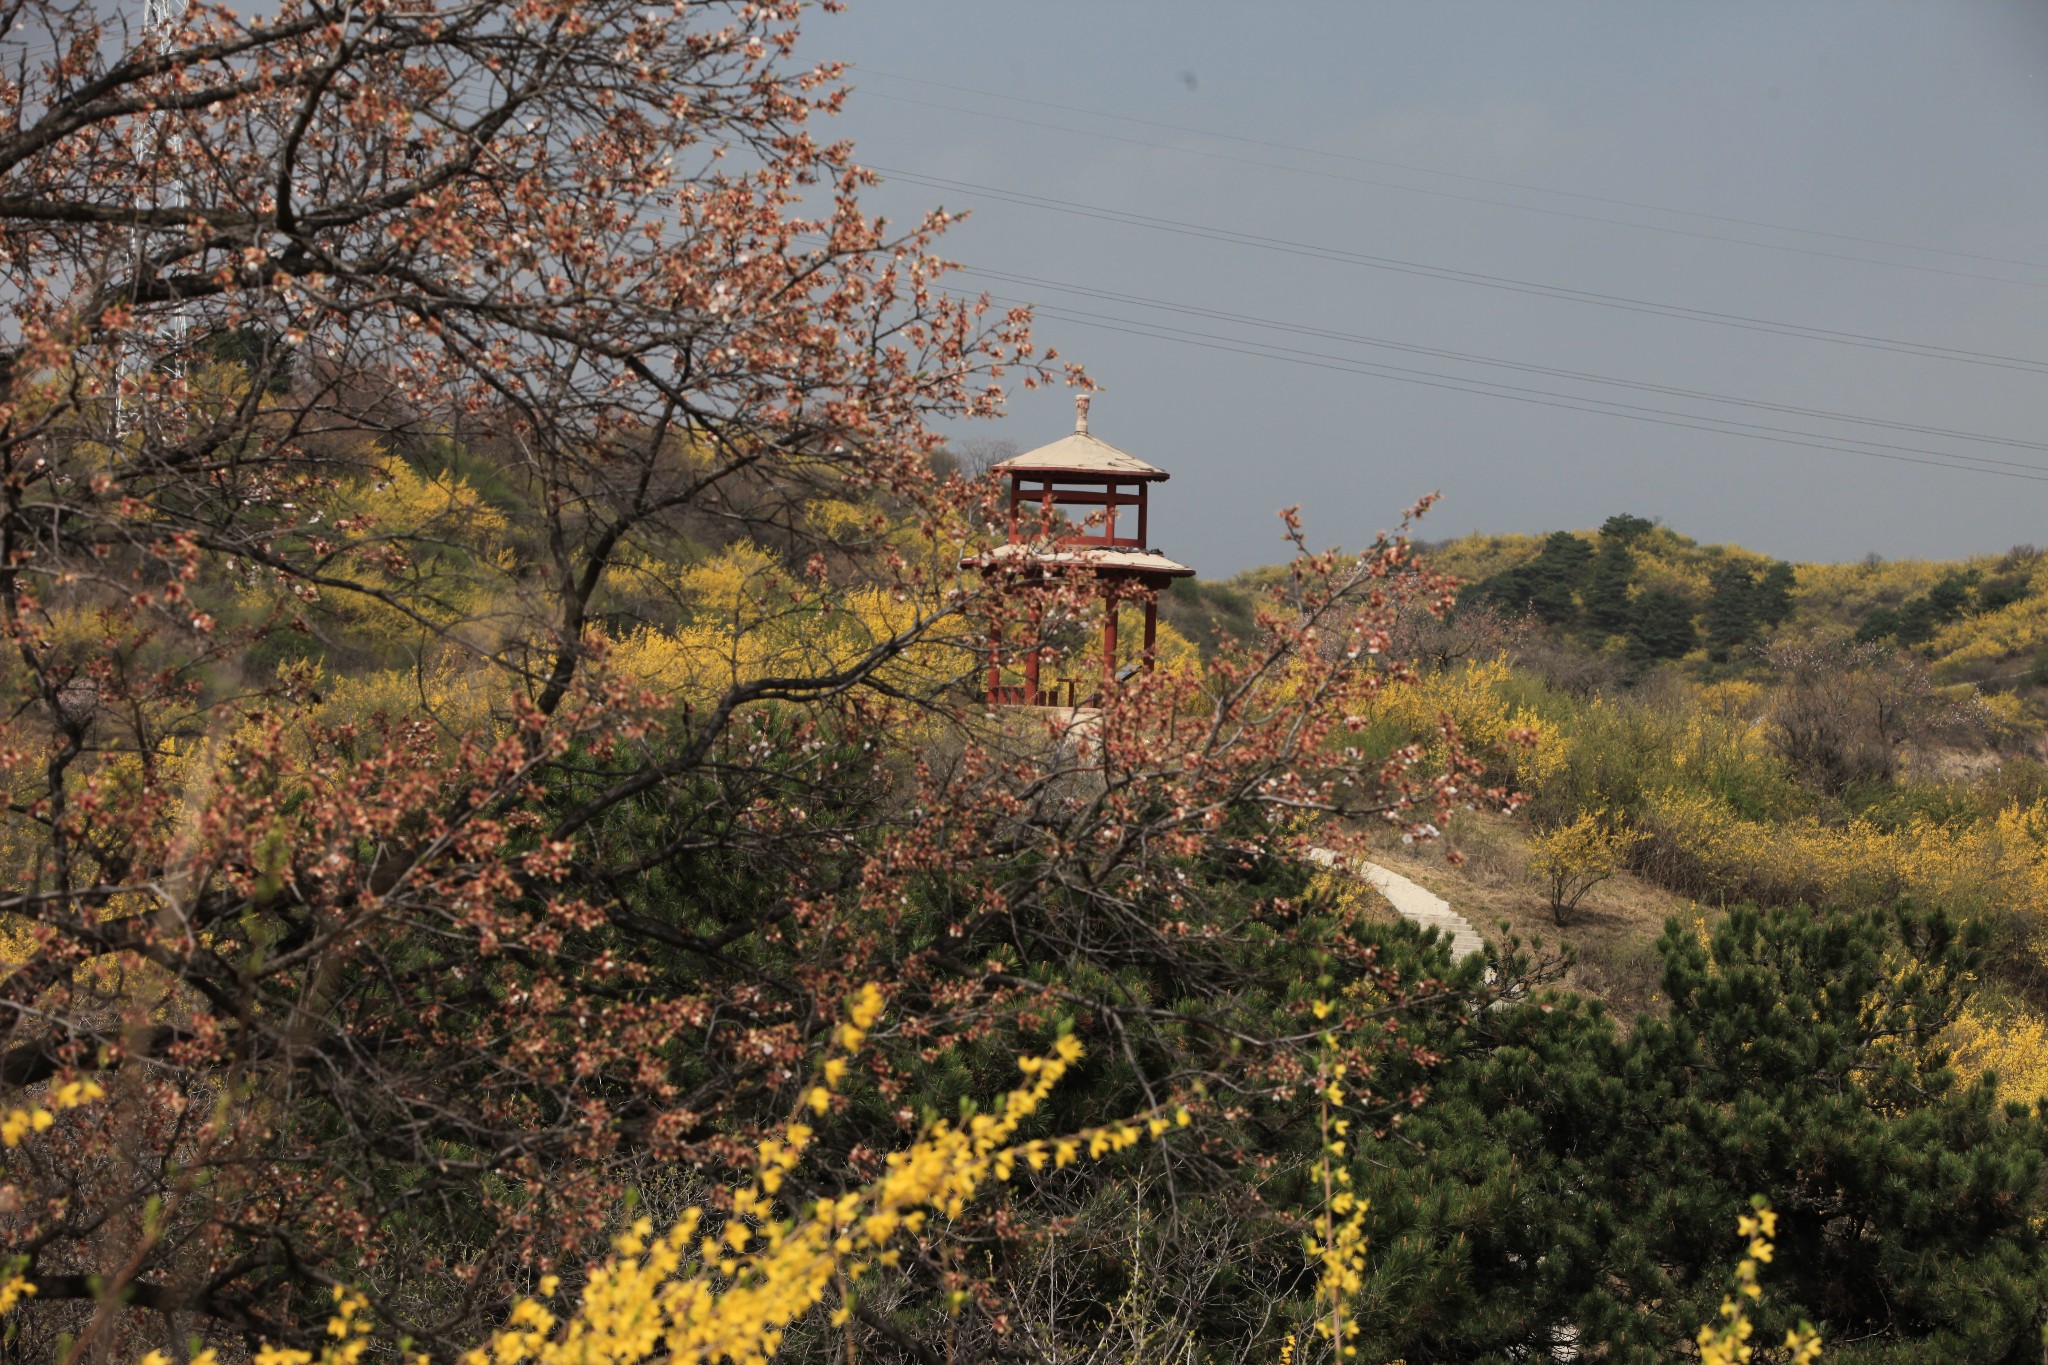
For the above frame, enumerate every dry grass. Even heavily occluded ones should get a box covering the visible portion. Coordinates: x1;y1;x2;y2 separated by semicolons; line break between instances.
1346;810;1701;1021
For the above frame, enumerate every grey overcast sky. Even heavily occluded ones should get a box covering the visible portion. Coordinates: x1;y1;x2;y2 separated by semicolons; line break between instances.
803;1;2048;577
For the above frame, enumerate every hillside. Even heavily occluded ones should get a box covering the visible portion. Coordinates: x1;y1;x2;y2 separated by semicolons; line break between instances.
1164;516;2048;1109
1424;515;2048;687
1172;514;2048;699
1348;808;1694;1022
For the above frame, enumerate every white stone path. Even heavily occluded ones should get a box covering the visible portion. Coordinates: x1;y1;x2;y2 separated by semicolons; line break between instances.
1306;847;1486;961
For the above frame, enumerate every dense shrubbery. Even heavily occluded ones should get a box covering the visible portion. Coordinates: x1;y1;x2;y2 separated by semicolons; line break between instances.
1349;637;2048;1116
1419;516;2048;682
1356;902;2048;1365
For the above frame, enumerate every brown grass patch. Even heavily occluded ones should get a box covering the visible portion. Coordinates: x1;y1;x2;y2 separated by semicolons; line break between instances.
1343;810;1701;1022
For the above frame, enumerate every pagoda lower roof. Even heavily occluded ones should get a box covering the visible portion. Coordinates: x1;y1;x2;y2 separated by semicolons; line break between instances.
963;543;1195;577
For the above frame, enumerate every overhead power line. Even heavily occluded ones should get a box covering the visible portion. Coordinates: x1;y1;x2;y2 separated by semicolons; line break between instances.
941;286;2048;485
861;91;2048;292
872;166;2048;377
853;67;2048;275
955;265;2048;461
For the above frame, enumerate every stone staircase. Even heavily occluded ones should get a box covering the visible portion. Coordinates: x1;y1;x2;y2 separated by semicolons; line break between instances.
1306;847;1485;961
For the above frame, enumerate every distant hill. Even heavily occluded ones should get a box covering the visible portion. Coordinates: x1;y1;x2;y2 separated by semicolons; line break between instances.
1167;514;2048;693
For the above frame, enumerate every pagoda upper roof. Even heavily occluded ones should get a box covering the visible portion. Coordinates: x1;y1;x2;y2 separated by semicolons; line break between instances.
991;396;1170;482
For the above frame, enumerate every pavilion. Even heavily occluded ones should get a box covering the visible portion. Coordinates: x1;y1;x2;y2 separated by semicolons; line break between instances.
966;395;1195;707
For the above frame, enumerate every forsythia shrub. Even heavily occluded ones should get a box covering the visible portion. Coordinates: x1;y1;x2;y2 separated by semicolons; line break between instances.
4;989;1192;1365
1352;655;1551;786
460;994;1154;1365
1307;996;1370;1359
1695;1199;1823;1365
1527;810;1646;925
1947;1005;2048;1107
1636;789;2048;925
1;1078;104;1322
1793;557;1979;629
1930;560;2048;668
1511;682;1804;830
314;653;503;738
605;542;968;706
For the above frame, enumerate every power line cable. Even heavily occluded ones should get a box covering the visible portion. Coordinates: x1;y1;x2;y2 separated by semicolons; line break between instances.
946;288;2048;485
853;67;2048;274
860;90;2048;291
1020;298;2048;484
642;215;2047;474
1015;295;2048;476
956;265;2048;460
639;162;2048;480
874;166;2048;376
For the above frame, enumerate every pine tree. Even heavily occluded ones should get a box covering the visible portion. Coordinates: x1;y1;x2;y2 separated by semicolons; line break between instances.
1755;560;1796;626
1855;605;1902;643
1583;540;1636;639
1479;531;1595;625
1891;574;1975;646
1600;512;1656;545
1703;563;1760;662
1350;904;2048;1364
1627;587;1697;661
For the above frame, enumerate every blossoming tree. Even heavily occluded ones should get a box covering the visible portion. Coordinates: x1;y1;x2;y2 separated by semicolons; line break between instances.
0;0;1499;1358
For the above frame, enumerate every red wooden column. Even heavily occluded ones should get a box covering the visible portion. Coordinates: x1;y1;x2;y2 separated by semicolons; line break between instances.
986;615;1003;702
1023;589;1043;704
1101;579;1119;689
1142;591;1159;672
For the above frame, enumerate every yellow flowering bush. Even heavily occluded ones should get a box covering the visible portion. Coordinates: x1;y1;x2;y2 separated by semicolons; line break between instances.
1350;655;1554;786
604;542;973;708
1528;810;1647;925
1696;679;1767;718
1636;789;2048;920
1671;705;1776;778
39;987;1190;1365
1970;690;2040;749
1793;556;1986;630
1632;542;1766;607
1306;996;1369;1360
1928;560;2048;668
1366;657;1520;754
1696;1199;1823;1365
1;1076;104;1149
1415;531;1546;585
238;458;515;646
0;913;33;972
1947;1005;2048;1107
1512;709;1572;793
462;982;1186;1365
1510;681;1801;834
315;652;503;736
352;459;511;546
128;1287;375;1365
2;1077;105;1322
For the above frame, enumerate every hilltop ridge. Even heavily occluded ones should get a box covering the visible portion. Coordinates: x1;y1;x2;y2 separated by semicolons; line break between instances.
1167;514;2048;697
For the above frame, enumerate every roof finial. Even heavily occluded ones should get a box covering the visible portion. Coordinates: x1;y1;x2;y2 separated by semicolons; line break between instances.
1075;392;1091;434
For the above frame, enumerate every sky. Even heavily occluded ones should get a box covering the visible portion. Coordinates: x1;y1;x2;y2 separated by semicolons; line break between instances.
798;1;2048;577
